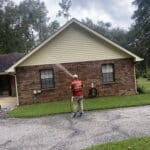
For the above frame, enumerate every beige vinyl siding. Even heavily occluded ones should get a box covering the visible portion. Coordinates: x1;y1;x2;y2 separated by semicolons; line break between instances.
19;25;131;66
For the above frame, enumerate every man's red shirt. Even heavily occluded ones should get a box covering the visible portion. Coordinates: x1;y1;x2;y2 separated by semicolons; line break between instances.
71;79;83;96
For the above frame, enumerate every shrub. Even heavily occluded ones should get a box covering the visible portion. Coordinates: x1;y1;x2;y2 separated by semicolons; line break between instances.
137;85;145;94
135;68;140;79
142;73;147;78
146;71;150;81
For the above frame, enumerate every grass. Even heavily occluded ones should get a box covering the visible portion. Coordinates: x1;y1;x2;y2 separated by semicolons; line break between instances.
8;94;150;118
8;78;150;118
137;77;150;93
84;137;150;150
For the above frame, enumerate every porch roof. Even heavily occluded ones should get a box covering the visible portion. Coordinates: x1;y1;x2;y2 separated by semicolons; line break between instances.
0;52;24;73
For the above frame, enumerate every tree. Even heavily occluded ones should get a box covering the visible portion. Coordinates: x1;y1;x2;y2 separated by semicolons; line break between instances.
18;0;51;52
82;18;110;37
48;20;60;34
110;28;128;48
82;18;128;48
0;0;22;53
131;0;150;71
57;0;72;21
0;0;60;54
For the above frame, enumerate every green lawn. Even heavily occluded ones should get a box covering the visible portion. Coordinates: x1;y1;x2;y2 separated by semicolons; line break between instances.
8;94;150;118
83;78;150;150
137;78;150;93
84;137;150;150
8;78;150;118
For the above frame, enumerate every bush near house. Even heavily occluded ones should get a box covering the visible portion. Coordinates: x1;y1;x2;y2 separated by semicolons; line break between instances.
146;71;150;80
137;85;145;94
137;78;150;93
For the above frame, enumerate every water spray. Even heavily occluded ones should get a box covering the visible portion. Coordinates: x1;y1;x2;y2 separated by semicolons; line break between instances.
55;64;73;78
55;63;73;113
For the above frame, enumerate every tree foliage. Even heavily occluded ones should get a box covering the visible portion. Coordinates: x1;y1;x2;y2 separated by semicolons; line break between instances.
0;0;60;54
57;0;72;21
1;0;150;75
82;18;128;48
129;0;150;71
0;0;22;53
48;20;60;34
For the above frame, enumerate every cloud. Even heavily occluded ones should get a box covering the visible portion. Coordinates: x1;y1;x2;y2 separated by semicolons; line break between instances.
12;0;136;30
71;0;136;29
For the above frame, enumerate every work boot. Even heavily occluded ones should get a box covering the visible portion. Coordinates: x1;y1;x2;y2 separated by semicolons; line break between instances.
72;113;77;118
79;112;84;117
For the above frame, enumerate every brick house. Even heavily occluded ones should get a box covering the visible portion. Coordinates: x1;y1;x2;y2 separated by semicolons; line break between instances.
6;18;142;105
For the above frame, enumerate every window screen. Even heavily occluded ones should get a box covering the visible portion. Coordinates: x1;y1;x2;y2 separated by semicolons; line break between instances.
40;69;54;89
102;64;114;83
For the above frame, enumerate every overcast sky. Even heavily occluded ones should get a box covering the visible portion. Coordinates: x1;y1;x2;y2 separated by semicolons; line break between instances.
13;0;136;30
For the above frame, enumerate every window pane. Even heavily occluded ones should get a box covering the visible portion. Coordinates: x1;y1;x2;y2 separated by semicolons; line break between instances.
41;70;53;79
102;64;114;83
108;73;113;82
40;70;54;89
49;79;54;88
41;79;46;89
103;72;114;82
102;64;113;73
45;79;49;88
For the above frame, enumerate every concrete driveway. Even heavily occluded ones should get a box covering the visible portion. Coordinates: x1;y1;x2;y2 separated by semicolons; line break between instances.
0;106;150;150
0;97;17;110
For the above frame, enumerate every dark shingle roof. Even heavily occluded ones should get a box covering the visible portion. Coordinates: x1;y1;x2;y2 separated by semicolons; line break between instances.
0;52;25;73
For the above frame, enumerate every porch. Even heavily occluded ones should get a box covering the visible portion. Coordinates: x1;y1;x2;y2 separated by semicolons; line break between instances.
0;75;16;96
0;97;17;110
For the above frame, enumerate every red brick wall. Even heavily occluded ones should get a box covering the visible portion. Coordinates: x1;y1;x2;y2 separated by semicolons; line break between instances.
16;58;136;105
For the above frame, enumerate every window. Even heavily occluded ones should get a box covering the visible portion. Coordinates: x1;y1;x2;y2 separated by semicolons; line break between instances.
40;69;54;89
102;64;114;83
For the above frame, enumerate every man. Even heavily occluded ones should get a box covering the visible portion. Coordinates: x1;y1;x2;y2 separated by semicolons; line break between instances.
71;74;84;118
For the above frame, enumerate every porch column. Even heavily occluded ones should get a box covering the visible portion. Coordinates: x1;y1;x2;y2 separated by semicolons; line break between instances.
14;74;19;106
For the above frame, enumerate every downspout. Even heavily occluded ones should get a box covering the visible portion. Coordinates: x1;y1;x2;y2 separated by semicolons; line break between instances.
134;62;137;94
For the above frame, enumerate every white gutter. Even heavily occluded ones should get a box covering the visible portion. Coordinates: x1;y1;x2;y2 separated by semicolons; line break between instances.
134;64;138;94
